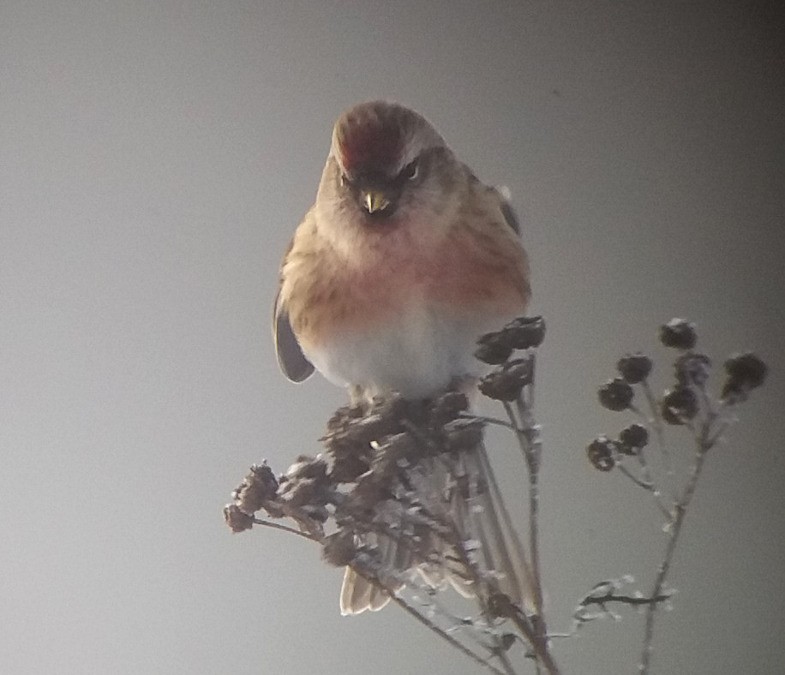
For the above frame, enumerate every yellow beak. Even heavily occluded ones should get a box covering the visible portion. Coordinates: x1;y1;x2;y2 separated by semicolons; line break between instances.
361;190;391;214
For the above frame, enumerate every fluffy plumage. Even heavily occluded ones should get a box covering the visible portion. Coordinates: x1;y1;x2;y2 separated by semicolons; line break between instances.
274;101;532;613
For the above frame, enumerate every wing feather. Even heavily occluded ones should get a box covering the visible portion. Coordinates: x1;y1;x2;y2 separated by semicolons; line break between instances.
273;290;314;383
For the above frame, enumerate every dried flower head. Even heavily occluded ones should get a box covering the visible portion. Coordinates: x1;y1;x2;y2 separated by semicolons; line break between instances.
428;391;470;426
722;352;767;402
479;357;533;401
674;352;711;387
475;333;514;365
224;503;255;533
442;418;485;453
619;423;649;454
598;378;634;412
659;319;697;350
616;353;652;384
322;532;358;567
501;315;546;350
232;462;279;515
285;455;328;481
660;386;698;424
587;436;618;471
475;316;545;365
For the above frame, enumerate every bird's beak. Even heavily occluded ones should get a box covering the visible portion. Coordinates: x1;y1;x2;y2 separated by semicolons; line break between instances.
361;189;391;214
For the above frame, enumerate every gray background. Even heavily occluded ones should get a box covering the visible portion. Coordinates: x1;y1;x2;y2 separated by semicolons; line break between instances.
2;1;783;674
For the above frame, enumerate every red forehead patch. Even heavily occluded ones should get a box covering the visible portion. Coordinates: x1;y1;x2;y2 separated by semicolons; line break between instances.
336;108;405;173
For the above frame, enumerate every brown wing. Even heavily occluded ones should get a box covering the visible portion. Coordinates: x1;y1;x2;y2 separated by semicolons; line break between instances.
498;195;520;234
273;288;315;383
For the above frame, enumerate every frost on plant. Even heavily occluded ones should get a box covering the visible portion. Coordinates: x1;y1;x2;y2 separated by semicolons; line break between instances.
226;317;766;674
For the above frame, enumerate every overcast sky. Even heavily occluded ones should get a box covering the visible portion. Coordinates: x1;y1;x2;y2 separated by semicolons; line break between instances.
1;2;783;674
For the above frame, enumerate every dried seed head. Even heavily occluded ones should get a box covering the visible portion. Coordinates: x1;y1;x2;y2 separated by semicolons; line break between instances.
232;463;279;515
475;333;513;365
330;452;370;483
487;592;517;618
660;319;697;350
322;532;357;567
343;413;399;445
619;423;649;454
674;352;712;387
285;455;328;481
616;353;652;384
349;472;390;511
587;436;618;471
223;503;254;533
442;418;485;453
371;432;419;476
279;477;320;507
661;386;698;424
598;378;634;411
325;404;364;435
479;358;532;401
428;391;470;426
475;316;545;364
722;352;767;402
501;315;546;350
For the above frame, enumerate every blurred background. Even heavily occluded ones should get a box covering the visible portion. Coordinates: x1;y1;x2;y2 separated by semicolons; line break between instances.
1;1;783;673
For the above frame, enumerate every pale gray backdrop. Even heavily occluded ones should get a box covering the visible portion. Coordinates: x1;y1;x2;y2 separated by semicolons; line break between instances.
1;2;783;674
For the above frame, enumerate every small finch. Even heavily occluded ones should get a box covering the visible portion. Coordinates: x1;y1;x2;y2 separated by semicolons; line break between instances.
274;101;532;615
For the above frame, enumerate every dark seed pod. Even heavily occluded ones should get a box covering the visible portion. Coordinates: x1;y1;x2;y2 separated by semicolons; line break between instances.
232;463;279;515
429;391;470;426
442;418;485;453
617;353;652;384
619;423;649;454
322;532;357;567
721;352;767;402
659;319;697;350
479;358;532;401
224;503;255;533
587;437;617;471
674;352;711;387
661;386;698;424
475;333;513;365
598;378;634;411
501;315;546;350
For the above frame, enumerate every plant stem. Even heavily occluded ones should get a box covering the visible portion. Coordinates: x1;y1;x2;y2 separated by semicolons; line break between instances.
252;518;317;542
499;366;559;674
639;429;711;673
641;380;669;466
385;590;509;675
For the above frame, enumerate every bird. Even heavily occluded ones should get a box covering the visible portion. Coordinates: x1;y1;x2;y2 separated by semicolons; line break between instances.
274;100;532;615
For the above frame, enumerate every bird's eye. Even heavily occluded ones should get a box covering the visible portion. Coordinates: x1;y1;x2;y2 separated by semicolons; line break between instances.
400;160;419;181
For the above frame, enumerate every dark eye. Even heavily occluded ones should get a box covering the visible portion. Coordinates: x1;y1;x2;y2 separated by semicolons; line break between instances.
400;160;419;181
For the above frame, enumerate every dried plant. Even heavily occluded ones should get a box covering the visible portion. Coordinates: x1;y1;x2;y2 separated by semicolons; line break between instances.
582;319;767;673
225;317;766;674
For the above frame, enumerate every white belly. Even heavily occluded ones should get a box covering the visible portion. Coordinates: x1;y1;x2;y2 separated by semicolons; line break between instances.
305;299;517;399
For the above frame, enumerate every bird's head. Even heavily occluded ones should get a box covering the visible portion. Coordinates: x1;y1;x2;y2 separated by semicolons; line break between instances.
321;101;454;226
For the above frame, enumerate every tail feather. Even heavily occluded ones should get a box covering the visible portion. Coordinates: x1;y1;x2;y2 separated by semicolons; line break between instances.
339;435;533;615
456;441;534;610
340;566;390;615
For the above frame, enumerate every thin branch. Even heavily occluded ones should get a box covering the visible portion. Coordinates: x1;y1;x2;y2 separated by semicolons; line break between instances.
500;370;558;675
384;587;509;675
639;423;712;673
252;518;318;543
514;394;545;624
616;463;654;491
633;452;675;518
459;411;517;431
641;380;669;466
581;592;671;609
